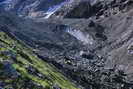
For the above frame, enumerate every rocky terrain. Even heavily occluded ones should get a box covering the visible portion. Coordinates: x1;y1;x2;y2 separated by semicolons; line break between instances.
0;0;67;18
0;0;133;89
0;25;79;89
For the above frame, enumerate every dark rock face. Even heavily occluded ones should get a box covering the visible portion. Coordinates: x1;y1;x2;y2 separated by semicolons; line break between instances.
64;1;92;18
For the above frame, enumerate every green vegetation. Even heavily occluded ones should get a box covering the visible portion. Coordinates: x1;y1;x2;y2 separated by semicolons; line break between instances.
0;31;79;89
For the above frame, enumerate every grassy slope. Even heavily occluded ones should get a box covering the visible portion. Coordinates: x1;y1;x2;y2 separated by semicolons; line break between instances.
0;31;79;89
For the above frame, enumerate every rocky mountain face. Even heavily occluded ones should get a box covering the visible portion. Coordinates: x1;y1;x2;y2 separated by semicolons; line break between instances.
0;0;67;18
0;0;133;89
51;0;133;18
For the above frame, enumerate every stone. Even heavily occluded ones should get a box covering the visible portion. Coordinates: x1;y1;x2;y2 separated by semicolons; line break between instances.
1;61;18;78
128;42;133;54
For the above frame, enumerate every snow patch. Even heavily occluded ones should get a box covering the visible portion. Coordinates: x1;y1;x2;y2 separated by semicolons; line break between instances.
66;27;93;45
44;0;69;19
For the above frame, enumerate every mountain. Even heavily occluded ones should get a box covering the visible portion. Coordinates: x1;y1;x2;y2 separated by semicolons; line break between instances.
0;0;68;18
0;12;79;89
0;0;133;89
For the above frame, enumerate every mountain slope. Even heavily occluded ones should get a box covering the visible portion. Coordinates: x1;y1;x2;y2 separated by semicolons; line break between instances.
0;29;79;89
